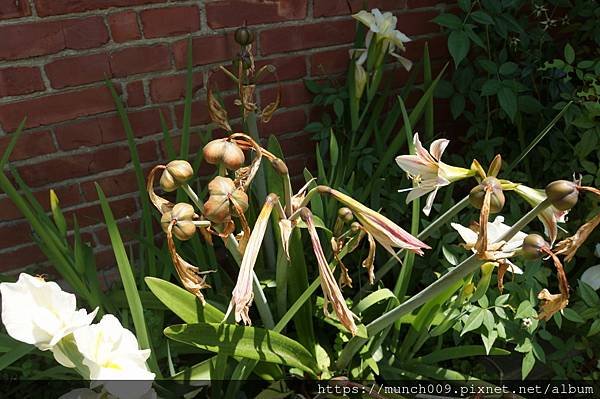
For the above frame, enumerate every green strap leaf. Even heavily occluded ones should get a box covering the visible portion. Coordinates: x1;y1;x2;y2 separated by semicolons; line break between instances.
164;322;320;375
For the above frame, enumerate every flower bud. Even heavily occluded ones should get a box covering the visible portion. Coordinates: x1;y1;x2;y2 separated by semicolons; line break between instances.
338;207;354;223
271;158;288;175
545;180;579;211
160;160;193;192
203;139;245;170
161;203;196;241
468;177;505;214
234;26;255;46
350;222;361;233
522;233;547;259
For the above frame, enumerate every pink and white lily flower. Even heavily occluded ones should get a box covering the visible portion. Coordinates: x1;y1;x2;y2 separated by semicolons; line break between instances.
396;133;474;216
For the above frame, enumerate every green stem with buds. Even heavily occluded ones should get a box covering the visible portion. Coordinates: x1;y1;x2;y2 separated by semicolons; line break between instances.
337;199;551;369
182;184;204;211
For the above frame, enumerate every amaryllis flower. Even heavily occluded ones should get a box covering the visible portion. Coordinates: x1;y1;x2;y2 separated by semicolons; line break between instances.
514;184;567;244
318;186;430;256
451;216;526;274
0;273;97;363
352;8;413;70
396;133;474;216
73;314;155;399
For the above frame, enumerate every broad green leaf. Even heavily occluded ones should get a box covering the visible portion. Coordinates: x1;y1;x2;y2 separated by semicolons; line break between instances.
497;86;517;121
587;319;600;337
499;62;518;75
450;94;465;119
562;308;585;323
481;330;498;355
0;342;33;372
481;79;501;96
164;322;320;375
448;30;470;68
353;289;398;314
515;300;536;319
578;281;600;307
145;277;223;323
442;246;458;266
470;10;494;25
433;13;463;29
419;345;509;363
564;43;575;64
494;294;510;306
458;0;471;11
461;307;484;335
522;351;535;379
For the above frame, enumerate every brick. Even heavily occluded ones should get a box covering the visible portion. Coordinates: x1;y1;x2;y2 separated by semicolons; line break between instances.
140;6;200;38
405;35;448;60
174;100;210;128
314;0;404;17
260;81;312;109
110;45;171;77
0;130;55;161
0;183;81;222
0;67;45;97
0;1;32;20
81;171;138;201
126;81;146;107
260;20;355;55
149;72;203;103
95;217;140;245
259;108;306;137
278;132;315;157
311;47;351;76
0;86;116;131
137;140;158;163
172;34;233;69
0;17;108;61
63;17;109;50
206;0;307;28
406;0;443;7
35;0;163;17
0;222;33;248
65;197;137;228
256;55;307;83
45;53;111;89
55;108;164;150
397;11;440;36
0;244;46;273
17;146;134;187
108;11;141;43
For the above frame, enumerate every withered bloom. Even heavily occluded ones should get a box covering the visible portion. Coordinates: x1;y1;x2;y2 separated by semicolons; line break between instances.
554;213;600;262
300;208;358;336
536;246;570;321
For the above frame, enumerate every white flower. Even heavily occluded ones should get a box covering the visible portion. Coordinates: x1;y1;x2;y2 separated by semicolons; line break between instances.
0;273;97;356
352;8;413;70
73;314;155;399
396;133;474;216
451;216;527;274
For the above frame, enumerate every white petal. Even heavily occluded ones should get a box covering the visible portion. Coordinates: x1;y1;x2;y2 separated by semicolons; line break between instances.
395;154;437;177
405;185;434;204
422;186;440;216
451;223;478;246
429;138;449;161
506;261;523;275
352;10;376;30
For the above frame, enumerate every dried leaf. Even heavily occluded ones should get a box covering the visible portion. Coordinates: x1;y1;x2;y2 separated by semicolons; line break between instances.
147;165;174;215
555;213;600;262
207;87;231;132
362;232;376;284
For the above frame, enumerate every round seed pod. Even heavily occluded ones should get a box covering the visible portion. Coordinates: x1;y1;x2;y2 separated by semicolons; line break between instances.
522;233;547;259
203;176;249;223
234;26;255;46
545;179;579;211
271;158;288;175
161;203;196;241
203;139;245;171
338;207;354;223
160;160;193;192
350;222;361;233
468;176;505;214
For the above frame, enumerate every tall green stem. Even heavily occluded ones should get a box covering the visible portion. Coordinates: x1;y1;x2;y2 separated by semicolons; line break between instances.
337;199;551;369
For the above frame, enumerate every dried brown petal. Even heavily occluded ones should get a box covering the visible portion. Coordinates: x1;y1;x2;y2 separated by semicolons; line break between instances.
362;232;376;285
537;289;568;321
147;165;174;215
555;213;600;262
207;87;232;132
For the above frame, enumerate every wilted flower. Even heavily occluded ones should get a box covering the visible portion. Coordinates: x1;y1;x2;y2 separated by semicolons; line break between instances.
73;314;155;399
318;186;430;257
396;133;474;216
352;8;413;70
554;213;600;262
451;216;526;274
537;289;568;321
0;273;97;363
514;184;567;244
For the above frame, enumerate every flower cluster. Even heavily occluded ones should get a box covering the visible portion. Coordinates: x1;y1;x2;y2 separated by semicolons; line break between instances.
0;274;154;399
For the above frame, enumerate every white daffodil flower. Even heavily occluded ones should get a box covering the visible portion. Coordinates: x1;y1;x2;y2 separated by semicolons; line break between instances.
514;184;567;244
451;216;527;274
73;314;155;399
352;8;413;70
0;273;97;359
396;133;474;216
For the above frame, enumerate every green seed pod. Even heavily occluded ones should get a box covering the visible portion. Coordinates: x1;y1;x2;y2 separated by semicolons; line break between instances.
338;207;354;223
468;177;505;214
234;26;255;46
522;233;547;259
271;158;288;175
545;179;579;211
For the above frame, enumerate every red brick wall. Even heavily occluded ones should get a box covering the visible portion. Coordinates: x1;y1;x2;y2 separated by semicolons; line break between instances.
0;0;450;273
